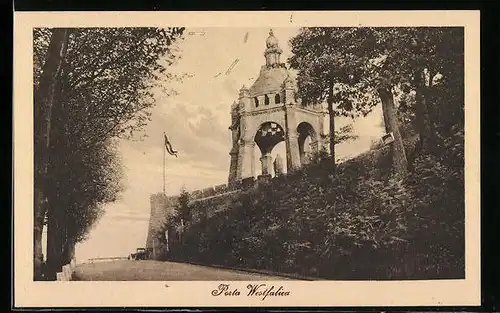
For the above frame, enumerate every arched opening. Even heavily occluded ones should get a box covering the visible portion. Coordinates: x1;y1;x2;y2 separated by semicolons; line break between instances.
297;122;318;166
254;97;259;107
264;94;270;105
275;94;281;104
254;121;286;176
253;141;287;178
271;141;287;176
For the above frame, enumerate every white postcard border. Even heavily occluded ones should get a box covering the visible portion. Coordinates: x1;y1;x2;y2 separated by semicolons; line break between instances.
13;10;481;307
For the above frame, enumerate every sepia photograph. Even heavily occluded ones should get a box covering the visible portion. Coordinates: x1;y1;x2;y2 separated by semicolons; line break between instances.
14;11;480;307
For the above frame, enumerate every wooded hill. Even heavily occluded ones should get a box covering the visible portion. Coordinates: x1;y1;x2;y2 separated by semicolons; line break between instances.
161;131;464;280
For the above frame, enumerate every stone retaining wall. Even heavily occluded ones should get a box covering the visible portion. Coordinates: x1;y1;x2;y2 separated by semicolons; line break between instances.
56;258;77;281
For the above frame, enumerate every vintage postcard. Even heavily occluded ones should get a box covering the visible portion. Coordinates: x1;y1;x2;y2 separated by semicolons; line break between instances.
13;10;480;308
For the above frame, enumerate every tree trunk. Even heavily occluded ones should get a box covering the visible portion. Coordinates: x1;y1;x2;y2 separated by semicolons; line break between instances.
45;199;62;280
414;68;433;151
423;70;439;146
378;87;408;179
46;115;71;279
59;203;71;266
46;158;71;279
56;71;73;268
61;240;76;265
33;188;46;280
327;85;336;168
33;28;70;280
381;98;390;134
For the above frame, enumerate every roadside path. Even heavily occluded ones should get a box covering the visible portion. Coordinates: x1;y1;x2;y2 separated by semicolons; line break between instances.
73;260;292;281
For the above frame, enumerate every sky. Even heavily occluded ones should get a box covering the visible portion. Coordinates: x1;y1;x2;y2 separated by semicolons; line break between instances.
43;27;386;263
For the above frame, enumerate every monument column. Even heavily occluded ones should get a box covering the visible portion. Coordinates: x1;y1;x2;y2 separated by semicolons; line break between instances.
260;152;273;175
228;147;239;186
234;84;255;181
302;140;319;164
273;154;285;176
285;107;301;171
319;113;329;152
237;140;256;180
286;130;301;171
228;101;240;186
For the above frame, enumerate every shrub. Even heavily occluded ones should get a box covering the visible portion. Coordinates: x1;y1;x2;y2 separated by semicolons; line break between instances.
167;134;464;279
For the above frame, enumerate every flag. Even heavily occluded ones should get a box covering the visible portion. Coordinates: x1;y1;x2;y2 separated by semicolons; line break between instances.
164;133;178;157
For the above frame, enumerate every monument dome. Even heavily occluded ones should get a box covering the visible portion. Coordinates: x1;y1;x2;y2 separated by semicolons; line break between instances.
248;29;292;97
266;29;279;48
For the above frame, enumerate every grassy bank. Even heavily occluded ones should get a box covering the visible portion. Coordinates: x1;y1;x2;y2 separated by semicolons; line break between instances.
166;134;464;280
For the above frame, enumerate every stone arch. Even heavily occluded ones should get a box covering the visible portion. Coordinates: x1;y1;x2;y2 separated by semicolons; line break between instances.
242;108;286;142
254;121;286;154
297;122;318;165
254;121;286;176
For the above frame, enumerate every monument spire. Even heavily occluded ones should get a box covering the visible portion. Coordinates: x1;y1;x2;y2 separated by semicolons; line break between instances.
264;28;283;67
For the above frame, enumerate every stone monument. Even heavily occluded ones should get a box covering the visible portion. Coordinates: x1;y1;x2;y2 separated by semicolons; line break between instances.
273;154;284;177
228;29;327;186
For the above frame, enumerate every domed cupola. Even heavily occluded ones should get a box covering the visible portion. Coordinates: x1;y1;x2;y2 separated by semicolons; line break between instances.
264;29;283;68
248;29;292;97
266;29;279;49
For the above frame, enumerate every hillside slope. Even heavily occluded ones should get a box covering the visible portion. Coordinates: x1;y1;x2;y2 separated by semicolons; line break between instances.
167;134;464;280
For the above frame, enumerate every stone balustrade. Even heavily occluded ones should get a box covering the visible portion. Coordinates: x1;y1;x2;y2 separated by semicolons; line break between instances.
179;171;302;203
158;167;317;210
56;258;77;281
189;183;232;200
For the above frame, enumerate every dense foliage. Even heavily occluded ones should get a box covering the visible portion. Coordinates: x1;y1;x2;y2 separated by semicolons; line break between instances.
288;27;464;178
165;132;463;279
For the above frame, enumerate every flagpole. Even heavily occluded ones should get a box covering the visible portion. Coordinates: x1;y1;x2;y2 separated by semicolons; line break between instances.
163;133;166;195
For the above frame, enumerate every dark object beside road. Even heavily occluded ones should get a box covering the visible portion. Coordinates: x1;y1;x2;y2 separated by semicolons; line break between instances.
129;248;147;260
